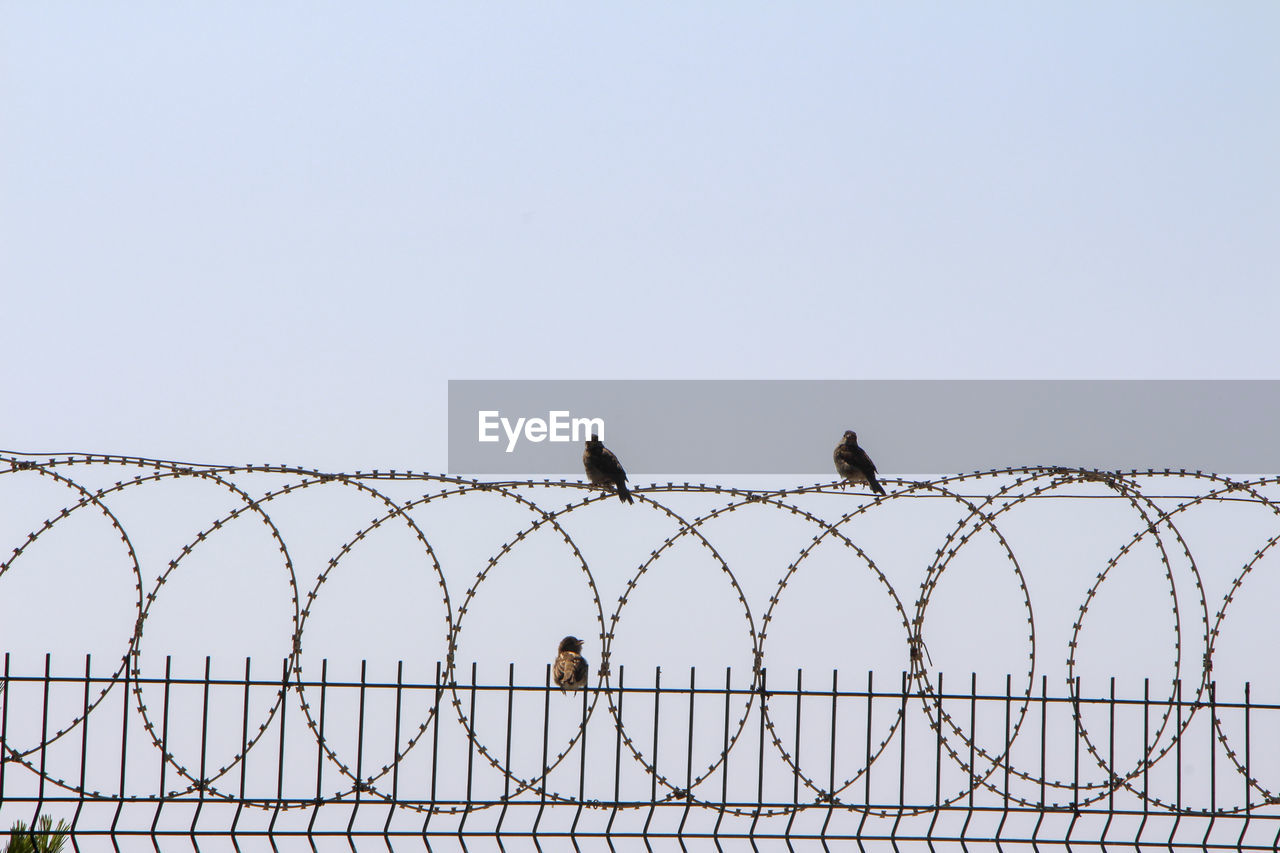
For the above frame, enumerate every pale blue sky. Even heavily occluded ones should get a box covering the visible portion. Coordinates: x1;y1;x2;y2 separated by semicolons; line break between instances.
3;3;1278;470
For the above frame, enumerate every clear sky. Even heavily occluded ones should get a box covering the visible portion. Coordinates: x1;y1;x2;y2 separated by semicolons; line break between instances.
3;3;1279;471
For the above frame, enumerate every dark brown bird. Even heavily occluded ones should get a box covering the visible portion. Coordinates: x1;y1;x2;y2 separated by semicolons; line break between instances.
553;636;589;693
834;430;885;495
583;434;634;503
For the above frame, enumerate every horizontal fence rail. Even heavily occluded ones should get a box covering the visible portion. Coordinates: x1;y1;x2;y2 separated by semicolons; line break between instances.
0;661;1279;848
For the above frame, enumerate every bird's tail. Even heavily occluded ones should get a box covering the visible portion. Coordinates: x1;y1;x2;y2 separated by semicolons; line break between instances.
868;475;886;495
617;482;635;504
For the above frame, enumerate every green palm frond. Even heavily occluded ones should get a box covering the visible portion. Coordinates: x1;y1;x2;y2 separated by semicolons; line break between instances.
4;816;70;853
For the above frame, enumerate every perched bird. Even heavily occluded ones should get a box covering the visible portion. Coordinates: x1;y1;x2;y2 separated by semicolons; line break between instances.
553;636;589;693
583;434;634;504
834;430;886;495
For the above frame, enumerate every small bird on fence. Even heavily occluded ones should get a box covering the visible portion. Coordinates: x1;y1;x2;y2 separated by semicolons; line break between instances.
583;434;634;504
834;430;886;495
553;636;589;693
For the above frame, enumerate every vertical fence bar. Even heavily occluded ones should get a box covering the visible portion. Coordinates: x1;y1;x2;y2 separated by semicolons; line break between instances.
571;662;590;836
1264;686;1280;852
824;666;844;835
0;653;8;807
926;671;943;848
422;661;443;838
190;656;212;846
996;672;1012;846
959;671;977;845
495;663;515;838
267;657;290;853
572;673;592;841
607;665;625;839
857;670;873;843
1203;680;1217;848
644;667;662;839
1032;675;1046;846
676;666;695;837
347;659;370;849
532;663;552;837
711;666;732;850
26;655;52;853
784;669;802;843
749;666;766;844
71;653;92;853
711;666;732;840
230;656;251;853
1066;675;1081;847
34;654;51;829
711;666;728;843
307;659;329;846
150;656;172;850
109;650;131;853
1135;676;1150;848
457;661;478;841
891;670;908;843
1100;676;1115;846
1238;681;1251;849
383;659;404;850
1169;678;1182;849
820;669;837;842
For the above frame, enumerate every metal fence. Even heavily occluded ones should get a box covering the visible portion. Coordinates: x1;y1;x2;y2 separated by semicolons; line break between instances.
5;452;1280;847
1;656;1278;849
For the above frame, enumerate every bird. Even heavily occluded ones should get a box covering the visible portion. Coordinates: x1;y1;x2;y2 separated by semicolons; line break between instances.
834;430;886;495
583;434;634;503
553;636;589;693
